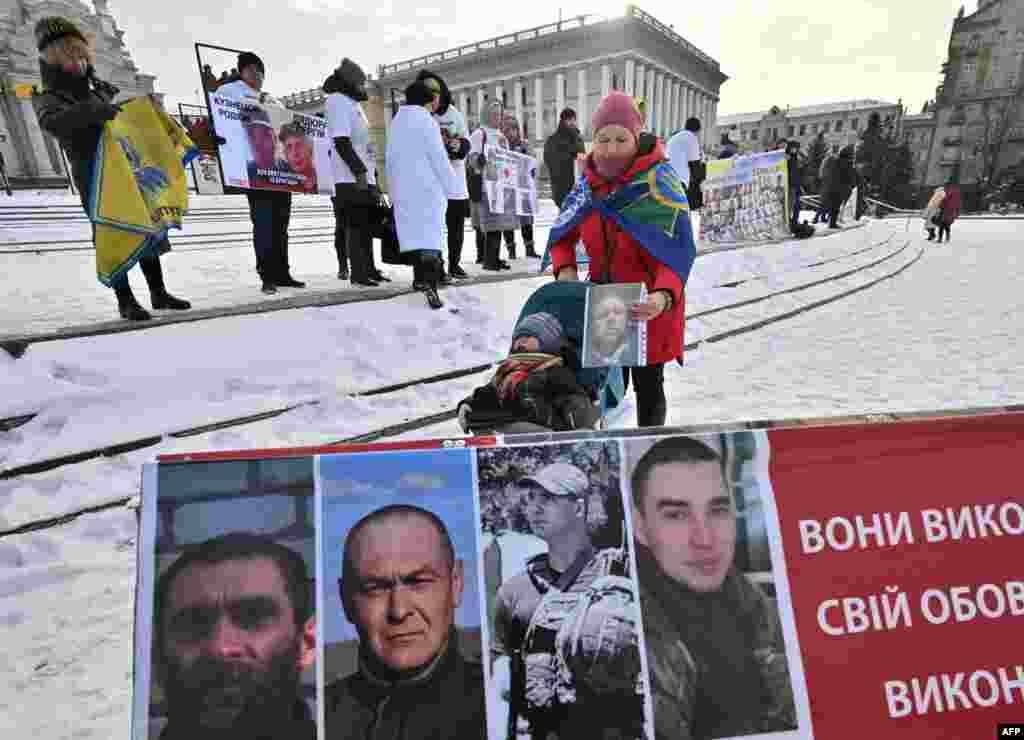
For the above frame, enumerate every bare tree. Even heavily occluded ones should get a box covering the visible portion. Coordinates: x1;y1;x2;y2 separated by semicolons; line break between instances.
973;82;1024;192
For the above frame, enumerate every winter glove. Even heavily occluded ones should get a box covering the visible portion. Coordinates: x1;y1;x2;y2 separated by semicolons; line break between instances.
457;402;472;433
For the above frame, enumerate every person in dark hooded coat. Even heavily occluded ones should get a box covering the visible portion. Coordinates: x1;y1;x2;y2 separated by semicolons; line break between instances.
32;16;190;321
415;70;472;282
323;58;390;287
824;145;856;229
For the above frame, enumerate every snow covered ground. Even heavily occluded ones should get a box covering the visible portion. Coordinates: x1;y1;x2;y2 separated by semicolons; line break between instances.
1;194;1021;737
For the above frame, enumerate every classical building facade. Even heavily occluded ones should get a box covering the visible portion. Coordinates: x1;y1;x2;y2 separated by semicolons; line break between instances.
282;6;726;156
0;0;156;184
714;99;903;156
914;0;1024;190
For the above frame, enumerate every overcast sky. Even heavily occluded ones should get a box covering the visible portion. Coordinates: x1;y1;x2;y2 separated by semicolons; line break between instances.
111;0;976;117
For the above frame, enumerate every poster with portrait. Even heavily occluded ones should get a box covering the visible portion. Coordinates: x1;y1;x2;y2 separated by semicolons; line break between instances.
582;283;647;368
131;455;318;740
316;449;488;737
700;151;791;245
206;94;332;195
482;144;538;217
841;186;859;224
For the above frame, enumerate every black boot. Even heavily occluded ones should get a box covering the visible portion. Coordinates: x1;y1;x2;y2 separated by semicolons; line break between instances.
475;228;485;264
482;233;502;271
140;257;190;311
114;278;151;321
419;251;444;309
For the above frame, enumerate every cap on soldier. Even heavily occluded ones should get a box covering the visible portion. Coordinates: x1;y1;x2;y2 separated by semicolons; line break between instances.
518;463;589;498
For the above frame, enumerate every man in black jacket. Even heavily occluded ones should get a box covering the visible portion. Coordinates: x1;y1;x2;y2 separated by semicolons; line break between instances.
784;140;802;231
543;108;586;209
326;505;487;740
33;16;190;321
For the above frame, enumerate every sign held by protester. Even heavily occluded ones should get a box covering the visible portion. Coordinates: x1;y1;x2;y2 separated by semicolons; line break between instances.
700;150;791;244
482;144;538;217
582;283;647;368
207;93;333;195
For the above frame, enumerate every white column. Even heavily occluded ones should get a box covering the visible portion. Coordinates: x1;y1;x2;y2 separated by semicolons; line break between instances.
650;72;660;134
477;88;486;123
685;86;694;126
601;64;611;99
635;64;645;100
625;59;636;96
659;73;668;136
534;76;544;142
18;98;56;176
459;91;469;116
555;71;566;119
514;79;524;131
577;67;588;137
671;81;681;132
646;68;656;130
495;83;504;113
710;99;718;151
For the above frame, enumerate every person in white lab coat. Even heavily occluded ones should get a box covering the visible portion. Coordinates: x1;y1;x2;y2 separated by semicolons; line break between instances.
385;79;458;309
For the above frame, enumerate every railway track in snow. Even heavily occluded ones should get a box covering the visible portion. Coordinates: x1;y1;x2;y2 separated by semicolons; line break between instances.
0;235;921;487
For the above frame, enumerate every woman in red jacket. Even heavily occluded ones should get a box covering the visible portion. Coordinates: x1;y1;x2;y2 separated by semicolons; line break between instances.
937;180;962;244
545;91;697;427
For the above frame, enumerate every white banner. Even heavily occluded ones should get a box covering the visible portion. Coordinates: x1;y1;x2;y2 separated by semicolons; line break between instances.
208;93;333;195
481;145;538;217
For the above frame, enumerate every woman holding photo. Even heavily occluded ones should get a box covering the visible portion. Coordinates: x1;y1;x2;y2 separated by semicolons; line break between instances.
468;101;518;271
546;92;697;428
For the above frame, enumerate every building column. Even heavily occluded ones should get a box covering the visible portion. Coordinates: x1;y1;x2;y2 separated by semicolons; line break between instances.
651;71;661;134
635;64;645;100
646;68;656;130
18;97;57;177
685;86;694;126
477;88;486;123
514;80;524;132
710;99;718;151
658;73;668;136
495;83;504;113
601;63;611;99
672;81;681;132
534;76;544;142
625;59;636;96
458;91;468;116
555;71;566;120
577;67;588;137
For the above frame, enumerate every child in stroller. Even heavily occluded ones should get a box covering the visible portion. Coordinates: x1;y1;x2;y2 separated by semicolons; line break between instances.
457;311;601;435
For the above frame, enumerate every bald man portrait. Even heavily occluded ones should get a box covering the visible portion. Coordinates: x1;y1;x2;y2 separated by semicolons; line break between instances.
324;504;488;740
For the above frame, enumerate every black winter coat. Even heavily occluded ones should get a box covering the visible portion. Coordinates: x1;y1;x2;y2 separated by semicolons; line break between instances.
544;123;585;204
34;62;121;209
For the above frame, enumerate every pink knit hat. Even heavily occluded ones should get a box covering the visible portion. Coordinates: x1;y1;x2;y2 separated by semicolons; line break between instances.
591;92;643;137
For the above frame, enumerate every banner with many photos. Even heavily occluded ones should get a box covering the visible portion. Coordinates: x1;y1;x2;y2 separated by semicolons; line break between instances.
132;407;1024;740
700;150;791;245
482;145;539;218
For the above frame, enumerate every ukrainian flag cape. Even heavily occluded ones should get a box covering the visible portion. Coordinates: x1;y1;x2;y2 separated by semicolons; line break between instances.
89;96;198;286
539;159;697;414
540;161;697;288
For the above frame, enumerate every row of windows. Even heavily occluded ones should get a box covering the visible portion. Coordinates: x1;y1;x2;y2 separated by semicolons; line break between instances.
734;116;875;142
463;73;625;116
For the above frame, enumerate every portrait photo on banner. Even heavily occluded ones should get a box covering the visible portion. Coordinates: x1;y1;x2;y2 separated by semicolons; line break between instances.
316;449;489;739
622;430;809;740
477;439;655;740
133;456;318;740
583;283;647;369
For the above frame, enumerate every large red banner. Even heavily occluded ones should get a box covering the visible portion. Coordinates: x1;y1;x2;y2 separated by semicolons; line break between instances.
770;413;1024;738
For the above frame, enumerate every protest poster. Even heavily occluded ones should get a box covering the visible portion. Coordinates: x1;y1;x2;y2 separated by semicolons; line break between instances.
700;151;791;245
583;283;647;368
482;144;538;217
206;93;332;195
132;407;1024;740
841;186;859;223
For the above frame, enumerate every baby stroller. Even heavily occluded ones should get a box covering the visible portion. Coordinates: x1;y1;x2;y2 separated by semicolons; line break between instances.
460;281;626;435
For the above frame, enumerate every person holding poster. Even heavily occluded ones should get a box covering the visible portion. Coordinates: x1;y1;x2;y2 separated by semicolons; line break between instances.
385;79;457;310
325;505;488;739
500;113;540;260
216;51;304;293
546;92;697;428
416;70;472;281
32;15;191;321
152;532;317;740
469;101;518;271
324;58;384;288
628;436;796;740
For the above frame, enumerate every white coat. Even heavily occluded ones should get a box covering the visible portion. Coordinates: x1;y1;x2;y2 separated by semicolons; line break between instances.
385;105;457;253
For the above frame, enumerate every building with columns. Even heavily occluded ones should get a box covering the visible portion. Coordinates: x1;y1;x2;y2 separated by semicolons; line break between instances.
282;6;726;161
0;0;157;186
